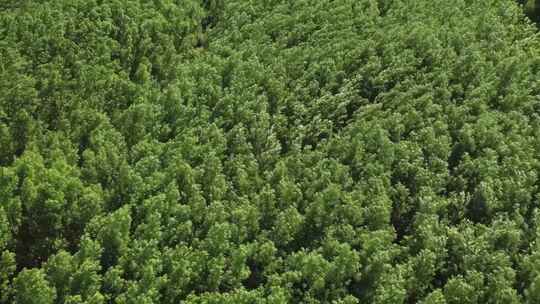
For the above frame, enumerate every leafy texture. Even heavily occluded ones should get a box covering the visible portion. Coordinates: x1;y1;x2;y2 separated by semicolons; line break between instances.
0;0;540;303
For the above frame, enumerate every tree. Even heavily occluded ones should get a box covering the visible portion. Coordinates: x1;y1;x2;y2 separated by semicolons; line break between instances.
13;268;56;304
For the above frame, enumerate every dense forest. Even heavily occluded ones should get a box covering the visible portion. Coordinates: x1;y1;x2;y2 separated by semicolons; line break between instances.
1;0;540;303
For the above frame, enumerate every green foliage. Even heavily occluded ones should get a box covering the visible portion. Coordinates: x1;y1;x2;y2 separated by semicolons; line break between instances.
13;268;56;304
0;0;539;303
525;0;540;23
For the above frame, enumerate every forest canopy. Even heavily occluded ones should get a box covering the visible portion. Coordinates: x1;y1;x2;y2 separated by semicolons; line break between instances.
1;0;540;303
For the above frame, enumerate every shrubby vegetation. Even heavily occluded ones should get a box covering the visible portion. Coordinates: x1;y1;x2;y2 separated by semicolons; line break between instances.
1;0;540;303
